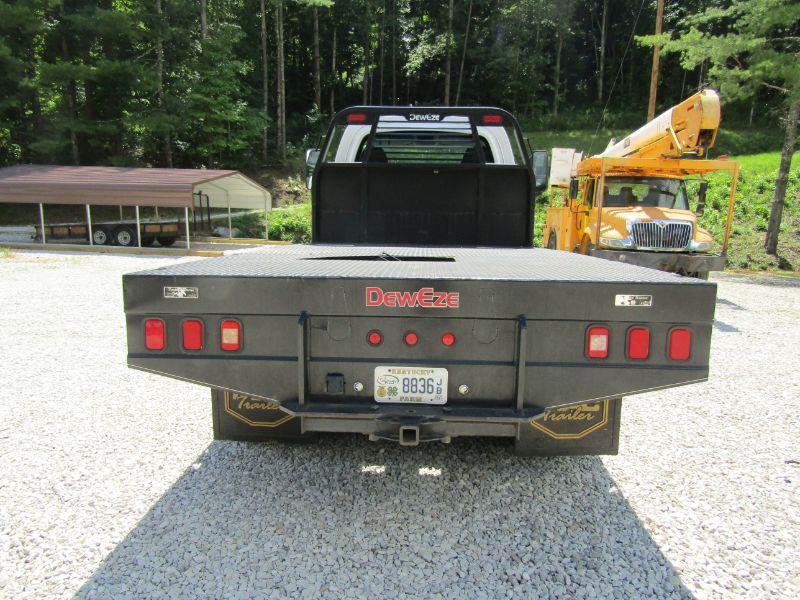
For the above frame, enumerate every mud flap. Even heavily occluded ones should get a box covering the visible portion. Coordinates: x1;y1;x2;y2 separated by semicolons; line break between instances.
514;398;622;456
211;389;313;442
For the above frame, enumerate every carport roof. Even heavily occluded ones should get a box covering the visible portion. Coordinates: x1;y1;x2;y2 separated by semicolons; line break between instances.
0;164;272;210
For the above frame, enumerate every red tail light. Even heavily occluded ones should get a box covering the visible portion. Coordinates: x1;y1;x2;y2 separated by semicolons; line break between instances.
145;318;165;351
669;328;692;360
404;331;419;346
586;326;609;359
367;330;383;346
481;114;503;124
441;332;456;347
347;113;367;123
627;327;650;360
182;319;204;351
220;320;242;352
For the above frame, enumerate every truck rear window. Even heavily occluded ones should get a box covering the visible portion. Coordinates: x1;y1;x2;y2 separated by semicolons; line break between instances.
356;132;494;164
322;113;525;166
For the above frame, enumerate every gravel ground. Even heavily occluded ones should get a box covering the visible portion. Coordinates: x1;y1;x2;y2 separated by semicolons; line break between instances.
0;249;798;599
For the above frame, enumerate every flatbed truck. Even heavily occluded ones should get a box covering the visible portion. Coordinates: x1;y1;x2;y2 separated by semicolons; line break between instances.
123;107;717;456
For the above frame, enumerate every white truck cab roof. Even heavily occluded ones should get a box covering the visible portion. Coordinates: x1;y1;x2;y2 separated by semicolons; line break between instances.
326;114;525;165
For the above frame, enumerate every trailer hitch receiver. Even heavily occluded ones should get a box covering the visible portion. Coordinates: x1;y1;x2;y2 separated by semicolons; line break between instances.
399;425;420;447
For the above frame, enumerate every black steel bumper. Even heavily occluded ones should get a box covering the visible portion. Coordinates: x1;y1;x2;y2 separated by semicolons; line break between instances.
590;248;726;273
212;388;624;454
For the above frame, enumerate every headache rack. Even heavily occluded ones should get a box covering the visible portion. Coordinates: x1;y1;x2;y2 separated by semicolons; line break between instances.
311;106;536;248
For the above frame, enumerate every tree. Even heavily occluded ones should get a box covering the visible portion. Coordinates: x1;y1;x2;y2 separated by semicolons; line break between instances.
260;0;269;161
644;0;800;255
274;0;286;159
0;0;794;176
443;0;454;105
590;0;608;103
454;0;473;105
0;0;46;163
155;0;172;167
298;1;333;111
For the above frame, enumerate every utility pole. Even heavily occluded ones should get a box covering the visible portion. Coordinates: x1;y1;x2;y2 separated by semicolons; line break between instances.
646;0;664;122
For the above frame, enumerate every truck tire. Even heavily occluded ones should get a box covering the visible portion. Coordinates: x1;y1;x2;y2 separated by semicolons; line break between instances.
114;225;136;247
92;227;111;245
211;389;314;442
140;236;155;247
547;232;557;250
513;398;622;457
157;236;176;247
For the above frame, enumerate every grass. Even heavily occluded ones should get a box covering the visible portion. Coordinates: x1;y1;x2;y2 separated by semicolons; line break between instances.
231;202;311;243
0;246;13;259
695;151;799;272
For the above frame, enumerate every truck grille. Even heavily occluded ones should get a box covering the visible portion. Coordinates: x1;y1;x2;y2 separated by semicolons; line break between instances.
629;221;692;250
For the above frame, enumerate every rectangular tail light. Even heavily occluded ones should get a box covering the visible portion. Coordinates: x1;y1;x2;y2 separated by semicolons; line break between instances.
144;318;165;351
481;114;503;124
182;319;204;351
220;319;242;352
669;328;692;360
627;327;650;360
586;326;609;359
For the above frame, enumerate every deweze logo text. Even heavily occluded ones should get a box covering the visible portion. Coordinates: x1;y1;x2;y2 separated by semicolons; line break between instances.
408;113;441;122
365;286;459;308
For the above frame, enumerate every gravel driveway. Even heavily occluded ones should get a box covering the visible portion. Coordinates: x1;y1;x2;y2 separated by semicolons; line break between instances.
0;249;798;599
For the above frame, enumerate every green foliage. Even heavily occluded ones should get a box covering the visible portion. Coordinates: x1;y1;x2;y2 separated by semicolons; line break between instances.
183;23;263;167
0;0;795;171
693;153;800;271
268;202;312;243
641;0;800;106
230;203;311;243
0;127;20;165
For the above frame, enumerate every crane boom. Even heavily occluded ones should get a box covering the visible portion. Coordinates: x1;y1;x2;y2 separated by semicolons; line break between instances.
598;89;721;159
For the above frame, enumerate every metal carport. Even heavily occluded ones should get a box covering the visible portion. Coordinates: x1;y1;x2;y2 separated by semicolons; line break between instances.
0;165;272;249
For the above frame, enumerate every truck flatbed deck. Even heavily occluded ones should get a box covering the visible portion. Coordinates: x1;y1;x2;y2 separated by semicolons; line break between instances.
126;244;713;326
131;244;701;283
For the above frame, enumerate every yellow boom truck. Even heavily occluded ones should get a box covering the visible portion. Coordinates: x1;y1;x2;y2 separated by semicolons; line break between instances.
543;89;739;278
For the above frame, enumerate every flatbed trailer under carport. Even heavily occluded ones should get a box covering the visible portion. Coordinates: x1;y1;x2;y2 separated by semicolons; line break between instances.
0;164;272;250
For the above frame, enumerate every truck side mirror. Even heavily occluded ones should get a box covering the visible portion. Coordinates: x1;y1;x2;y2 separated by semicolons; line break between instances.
531;150;549;194
696;181;708;215
305;148;320;189
568;178;579;200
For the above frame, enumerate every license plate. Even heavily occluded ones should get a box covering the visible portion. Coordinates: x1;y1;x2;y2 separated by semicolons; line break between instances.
374;366;448;405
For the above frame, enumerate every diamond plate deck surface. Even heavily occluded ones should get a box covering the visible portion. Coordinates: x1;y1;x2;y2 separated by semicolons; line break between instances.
130;245;706;284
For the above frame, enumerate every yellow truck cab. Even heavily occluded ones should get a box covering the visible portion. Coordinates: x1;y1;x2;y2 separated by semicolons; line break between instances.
543;90;738;278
